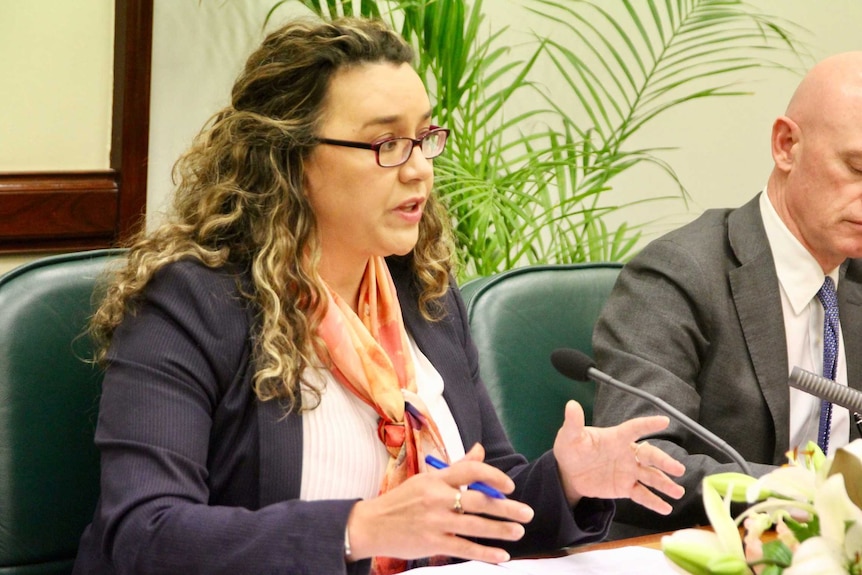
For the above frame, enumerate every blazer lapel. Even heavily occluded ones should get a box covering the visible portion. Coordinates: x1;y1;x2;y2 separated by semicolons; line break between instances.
727;195;790;460
257;394;304;506
840;260;862;439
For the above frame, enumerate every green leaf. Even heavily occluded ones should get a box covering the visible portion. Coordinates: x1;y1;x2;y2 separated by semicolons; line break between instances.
760;539;793;568
784;514;820;543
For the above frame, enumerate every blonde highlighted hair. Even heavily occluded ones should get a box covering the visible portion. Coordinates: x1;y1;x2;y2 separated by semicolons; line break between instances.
91;17;455;410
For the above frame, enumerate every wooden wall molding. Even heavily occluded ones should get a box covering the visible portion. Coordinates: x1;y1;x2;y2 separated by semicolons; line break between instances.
0;172;118;251
112;0;153;242
0;0;153;254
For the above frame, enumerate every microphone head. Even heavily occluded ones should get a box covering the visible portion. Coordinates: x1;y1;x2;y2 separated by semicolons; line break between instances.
550;348;596;382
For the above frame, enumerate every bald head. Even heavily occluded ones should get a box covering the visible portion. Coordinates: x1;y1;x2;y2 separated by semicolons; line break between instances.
785;51;862;133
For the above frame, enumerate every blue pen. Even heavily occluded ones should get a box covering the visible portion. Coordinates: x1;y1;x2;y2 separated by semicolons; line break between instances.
424;454;507;499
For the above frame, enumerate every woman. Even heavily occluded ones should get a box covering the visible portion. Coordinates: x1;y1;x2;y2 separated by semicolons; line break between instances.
72;17;684;575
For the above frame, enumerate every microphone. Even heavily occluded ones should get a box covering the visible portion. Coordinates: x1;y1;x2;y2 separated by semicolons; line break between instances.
788;366;862;413
550;348;753;475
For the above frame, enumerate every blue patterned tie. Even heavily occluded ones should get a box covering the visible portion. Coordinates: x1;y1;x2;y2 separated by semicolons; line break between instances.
816;276;839;454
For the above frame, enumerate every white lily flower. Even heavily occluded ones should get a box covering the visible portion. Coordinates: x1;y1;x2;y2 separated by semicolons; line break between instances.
663;479;749;574
706;473;760;503
703;477;746;559
783;537;846;575
815;474;862;543
843;522;862;566
662;529;750;575
748;465;818;503
785;441;827;472
742;513;773;563
800;473;862;571
664;440;862;575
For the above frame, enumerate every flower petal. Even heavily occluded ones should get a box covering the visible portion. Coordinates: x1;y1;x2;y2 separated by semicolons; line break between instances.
750;466;817;503
662;530;730;575
814;474;862;544
703;479;745;558
783;537;845;575
707;473;760;503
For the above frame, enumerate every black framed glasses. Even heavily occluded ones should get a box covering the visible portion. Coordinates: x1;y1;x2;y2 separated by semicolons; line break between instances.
316;126;450;168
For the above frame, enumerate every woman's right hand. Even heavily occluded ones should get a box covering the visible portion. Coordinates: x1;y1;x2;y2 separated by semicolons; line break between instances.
345;443;534;564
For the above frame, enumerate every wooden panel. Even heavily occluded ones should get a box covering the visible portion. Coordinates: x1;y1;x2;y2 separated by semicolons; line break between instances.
0;172;118;253
0;0;152;254
112;0;153;241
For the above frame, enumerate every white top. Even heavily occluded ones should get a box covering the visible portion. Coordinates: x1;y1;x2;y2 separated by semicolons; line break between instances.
299;333;466;501
760;190;849;453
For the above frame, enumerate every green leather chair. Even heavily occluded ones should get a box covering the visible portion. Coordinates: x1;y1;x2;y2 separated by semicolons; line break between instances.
0;249;125;575
461;263;622;460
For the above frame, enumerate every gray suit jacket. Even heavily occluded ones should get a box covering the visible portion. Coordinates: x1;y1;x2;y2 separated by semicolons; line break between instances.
592;194;862;531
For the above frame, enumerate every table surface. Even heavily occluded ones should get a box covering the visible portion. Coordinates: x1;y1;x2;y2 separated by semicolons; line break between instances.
568;530;668;553
565;525;776;554
561;531;673;555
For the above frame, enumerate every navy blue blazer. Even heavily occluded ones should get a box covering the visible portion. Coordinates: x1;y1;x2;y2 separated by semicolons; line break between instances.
73;256;612;574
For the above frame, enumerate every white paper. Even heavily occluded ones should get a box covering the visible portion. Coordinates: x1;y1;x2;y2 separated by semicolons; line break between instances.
404;546;679;574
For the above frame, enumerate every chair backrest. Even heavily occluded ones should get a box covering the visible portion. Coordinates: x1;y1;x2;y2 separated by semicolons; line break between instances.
0;249;124;575
462;263;622;460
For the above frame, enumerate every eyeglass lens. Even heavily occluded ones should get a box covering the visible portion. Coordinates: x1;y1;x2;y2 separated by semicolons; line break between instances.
378;130;447;167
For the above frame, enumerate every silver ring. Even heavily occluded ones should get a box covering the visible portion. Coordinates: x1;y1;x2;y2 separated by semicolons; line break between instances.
634;441;649;466
452;490;464;514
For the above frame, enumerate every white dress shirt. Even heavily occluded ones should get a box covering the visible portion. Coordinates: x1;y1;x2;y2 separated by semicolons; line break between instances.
760;190;849;453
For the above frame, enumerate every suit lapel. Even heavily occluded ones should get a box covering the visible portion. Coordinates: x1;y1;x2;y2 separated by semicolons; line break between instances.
257;396;303;506
727;196;790;460
840;261;862;439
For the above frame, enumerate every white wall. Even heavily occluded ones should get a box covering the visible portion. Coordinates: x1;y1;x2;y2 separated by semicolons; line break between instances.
0;1;114;170
144;0;862;251
147;0;293;222
0;0;114;275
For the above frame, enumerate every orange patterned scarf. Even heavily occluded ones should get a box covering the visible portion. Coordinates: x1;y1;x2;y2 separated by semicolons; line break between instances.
317;256;450;574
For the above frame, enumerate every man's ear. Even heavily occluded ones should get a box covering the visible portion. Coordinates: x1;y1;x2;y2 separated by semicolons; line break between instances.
771;115;799;172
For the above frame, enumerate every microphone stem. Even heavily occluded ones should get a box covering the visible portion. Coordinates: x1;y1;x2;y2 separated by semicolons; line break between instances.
589;368;753;476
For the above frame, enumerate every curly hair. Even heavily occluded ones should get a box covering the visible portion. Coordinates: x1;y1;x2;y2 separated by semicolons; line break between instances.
91;17;455;411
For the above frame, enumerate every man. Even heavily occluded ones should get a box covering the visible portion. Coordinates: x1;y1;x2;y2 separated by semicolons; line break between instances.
592;51;862;534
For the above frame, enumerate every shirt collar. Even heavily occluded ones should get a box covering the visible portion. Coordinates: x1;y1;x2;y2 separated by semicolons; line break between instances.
759;189;839;314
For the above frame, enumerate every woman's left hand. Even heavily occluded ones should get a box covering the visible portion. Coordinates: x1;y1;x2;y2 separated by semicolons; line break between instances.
552;400;685;514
